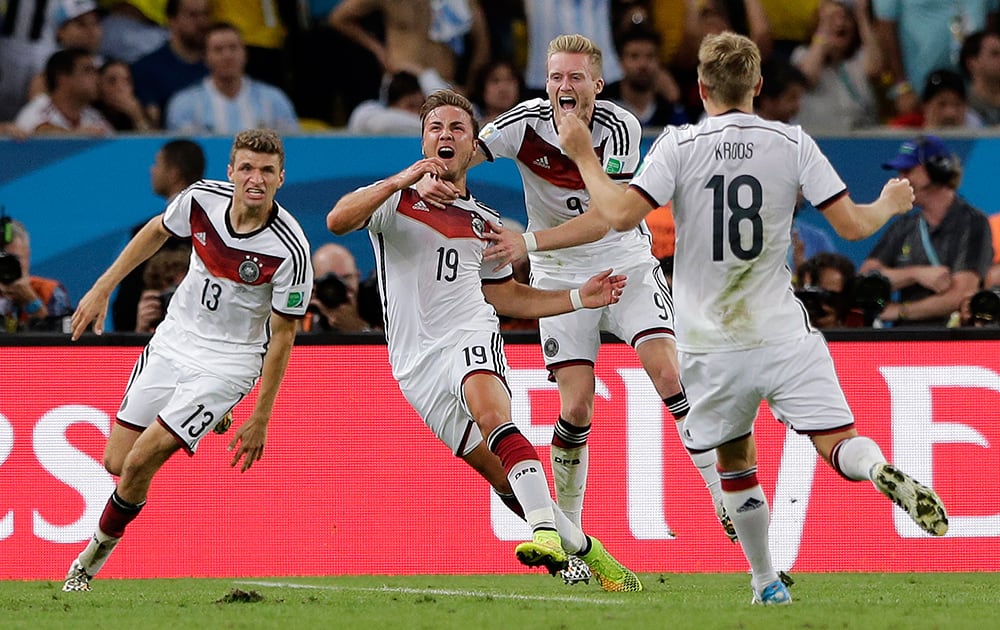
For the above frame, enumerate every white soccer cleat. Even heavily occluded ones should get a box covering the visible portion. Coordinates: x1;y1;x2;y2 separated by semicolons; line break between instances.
872;463;949;536
559;554;592;585
62;560;92;592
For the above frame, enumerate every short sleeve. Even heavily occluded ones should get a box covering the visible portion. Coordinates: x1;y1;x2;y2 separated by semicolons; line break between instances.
631;129;679;208
798;132;847;209
271;232;315;317
365;186;403;234
162;187;193;238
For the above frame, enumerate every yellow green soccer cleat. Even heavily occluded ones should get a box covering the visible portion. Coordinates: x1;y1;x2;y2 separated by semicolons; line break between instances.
515;529;569;576
579;536;643;592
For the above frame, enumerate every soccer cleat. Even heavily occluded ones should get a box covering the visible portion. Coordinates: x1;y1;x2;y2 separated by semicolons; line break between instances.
559;554;592;585
213;411;233;435
719;508;738;543
515;529;569;576
751;579;792;605
579;536;642;592
872;463;949;536
62;560;92;592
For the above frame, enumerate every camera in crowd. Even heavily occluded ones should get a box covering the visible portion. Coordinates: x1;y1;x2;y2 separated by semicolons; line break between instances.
852;270;892;315
0;213;20;284
311;272;350;310
968;287;1000;327
794;264;892;328
0;251;21;284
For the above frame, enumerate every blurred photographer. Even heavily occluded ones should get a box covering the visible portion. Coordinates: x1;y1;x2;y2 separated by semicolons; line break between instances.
0;218;73;332
795;252;858;329
860;136;993;326
134;245;191;333
957;286;1000;327
304;243;370;333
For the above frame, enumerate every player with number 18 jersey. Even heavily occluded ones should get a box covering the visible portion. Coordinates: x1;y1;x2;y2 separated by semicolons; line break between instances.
632;112;847;353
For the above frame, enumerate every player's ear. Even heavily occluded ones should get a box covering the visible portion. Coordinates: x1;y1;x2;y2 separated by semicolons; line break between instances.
277;169;285;188
226;163;234;182
595;78;604;94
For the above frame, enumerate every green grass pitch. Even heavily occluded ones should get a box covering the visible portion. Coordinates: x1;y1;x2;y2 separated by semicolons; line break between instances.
3;572;997;629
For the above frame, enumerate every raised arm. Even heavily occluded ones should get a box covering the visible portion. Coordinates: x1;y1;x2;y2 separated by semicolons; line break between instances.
328;0;388;72
71;215;171;339
821;178;914;241
327;157;448;234
557;114;655;231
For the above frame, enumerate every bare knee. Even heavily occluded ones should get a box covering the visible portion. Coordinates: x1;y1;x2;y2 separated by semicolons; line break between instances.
560;398;593;425
103;453;124;477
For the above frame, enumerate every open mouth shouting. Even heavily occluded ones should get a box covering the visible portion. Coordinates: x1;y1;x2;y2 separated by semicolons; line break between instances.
558;95;578;112
437;146;456;159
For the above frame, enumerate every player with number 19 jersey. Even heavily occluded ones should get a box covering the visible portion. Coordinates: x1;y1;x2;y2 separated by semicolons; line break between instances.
154;179;313;385
631;112;847;353
365;185;512;381
479;98;653;274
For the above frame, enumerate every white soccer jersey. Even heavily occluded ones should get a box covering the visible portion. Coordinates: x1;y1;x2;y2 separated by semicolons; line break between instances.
480;98;653;274
152;179;313;380
632;111;847;353
366;185;512;380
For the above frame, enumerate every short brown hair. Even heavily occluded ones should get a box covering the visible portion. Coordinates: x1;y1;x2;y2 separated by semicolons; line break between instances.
547;34;604;79
420;89;479;138
698;32;761;107
229;128;285;169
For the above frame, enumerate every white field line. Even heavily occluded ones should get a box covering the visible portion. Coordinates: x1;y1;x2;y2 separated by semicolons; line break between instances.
236;580;627;606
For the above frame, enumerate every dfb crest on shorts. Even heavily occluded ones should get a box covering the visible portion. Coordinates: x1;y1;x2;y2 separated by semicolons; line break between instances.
543;337;560;357
471;216;486;239
239;257;262;283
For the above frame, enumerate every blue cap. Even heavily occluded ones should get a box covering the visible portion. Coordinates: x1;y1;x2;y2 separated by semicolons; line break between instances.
51;0;98;28
882;135;951;171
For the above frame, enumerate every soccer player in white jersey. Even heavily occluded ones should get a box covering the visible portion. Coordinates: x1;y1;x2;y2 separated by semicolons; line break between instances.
422;33;736;582
558;31;949;605
327;90;642;592
62;129;313;592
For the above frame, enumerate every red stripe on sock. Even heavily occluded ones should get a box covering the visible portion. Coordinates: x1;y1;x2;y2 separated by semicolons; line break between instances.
492;431;541;475
98;495;142;539
720;471;759;492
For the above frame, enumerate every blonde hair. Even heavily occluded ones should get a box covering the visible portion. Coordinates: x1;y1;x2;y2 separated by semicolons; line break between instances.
230;128;285;169
547;34;604;79
697;32;761;107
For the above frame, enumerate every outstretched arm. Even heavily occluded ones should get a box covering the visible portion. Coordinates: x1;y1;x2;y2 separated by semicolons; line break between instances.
327;157;448;234
71;215;170;339
821;178;914;241
482;212;611;269
482;269;626;319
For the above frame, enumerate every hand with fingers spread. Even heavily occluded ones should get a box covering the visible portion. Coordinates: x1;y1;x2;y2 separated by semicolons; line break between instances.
579;269;628;308
482;221;528;270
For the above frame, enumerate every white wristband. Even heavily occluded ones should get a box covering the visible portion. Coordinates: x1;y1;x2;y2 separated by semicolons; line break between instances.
569;288;585;311
522;232;538;252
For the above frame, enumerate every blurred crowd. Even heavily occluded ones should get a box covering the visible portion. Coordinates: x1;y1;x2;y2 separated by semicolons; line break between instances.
2;0;999;137
3;0;1000;333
